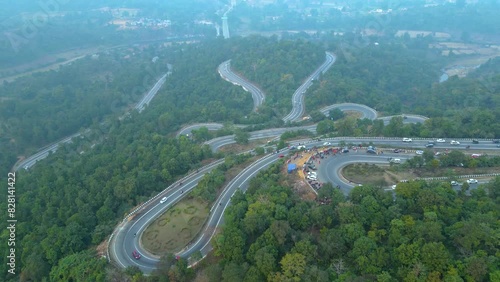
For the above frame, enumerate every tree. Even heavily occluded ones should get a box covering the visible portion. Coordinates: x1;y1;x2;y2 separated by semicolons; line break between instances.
328;108;345;120
316;120;335;134
235;129;250;144
279;253;306;281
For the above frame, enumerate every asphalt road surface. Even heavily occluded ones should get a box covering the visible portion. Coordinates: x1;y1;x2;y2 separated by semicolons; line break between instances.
110;136;498;272
218;60;265;111
283;52;336;122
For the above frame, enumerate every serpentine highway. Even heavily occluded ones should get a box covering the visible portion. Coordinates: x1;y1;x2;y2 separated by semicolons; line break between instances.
218;60;265;111
283;52;336;122
109;53;498;273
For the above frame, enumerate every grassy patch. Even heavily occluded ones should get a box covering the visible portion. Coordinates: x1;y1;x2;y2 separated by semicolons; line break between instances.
142;197;209;255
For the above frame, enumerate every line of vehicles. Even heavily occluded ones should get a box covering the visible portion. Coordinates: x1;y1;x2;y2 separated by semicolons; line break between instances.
451;179;478;186
404;138;500;147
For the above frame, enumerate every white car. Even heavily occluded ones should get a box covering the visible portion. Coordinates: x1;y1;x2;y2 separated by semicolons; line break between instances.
436;139;446;143
308;171;317;176
466;179;478;184
450;140;460;145
450;181;459;186
402;138;412;142
415;150;424;155
323;142;331;146
160;197;168;204
391;184;397;190
307;176;317;180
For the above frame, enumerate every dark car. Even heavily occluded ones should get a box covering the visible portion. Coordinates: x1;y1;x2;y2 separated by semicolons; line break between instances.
393;149;401;153
342;148;349;153
367;149;377;154
132;250;141;260
425;143;434;148
493;140;500;144
472;139;479;144
308;165;317;170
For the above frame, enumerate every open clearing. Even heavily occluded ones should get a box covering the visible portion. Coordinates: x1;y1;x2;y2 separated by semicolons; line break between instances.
142;197;209;255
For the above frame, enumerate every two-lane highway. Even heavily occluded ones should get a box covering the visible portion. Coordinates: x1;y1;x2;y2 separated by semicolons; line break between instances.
283;52;336;122
218;60;265;111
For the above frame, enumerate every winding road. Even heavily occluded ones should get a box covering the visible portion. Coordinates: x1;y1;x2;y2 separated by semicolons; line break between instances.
108;53;498;273
14;49;495;273
218;60;265;111
283;52;336;122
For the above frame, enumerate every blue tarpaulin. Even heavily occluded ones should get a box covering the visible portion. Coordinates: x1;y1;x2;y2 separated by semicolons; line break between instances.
287;163;297;173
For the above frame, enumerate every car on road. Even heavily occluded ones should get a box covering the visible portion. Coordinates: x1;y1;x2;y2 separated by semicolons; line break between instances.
297;145;306;150
389;158;401;164
323;142;331;146
436;139;446;143
278;154;285;158
466;179;478;184
367;149;377;154
132;250;141;260
425;143;434;148
391;184;397;190
393;149;401;153
493;140;500;144
160;197;168;204
342;148;349;153
472;139;479;144
402;138;412;142
415;150;424;155
450;181;459;186
471;154;481;158
450;140;460;145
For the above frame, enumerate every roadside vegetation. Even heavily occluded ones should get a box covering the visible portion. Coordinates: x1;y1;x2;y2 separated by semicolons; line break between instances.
0;31;499;281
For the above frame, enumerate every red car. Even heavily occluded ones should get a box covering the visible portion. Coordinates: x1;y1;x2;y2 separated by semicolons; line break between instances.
278;154;285;158
132;250;141;260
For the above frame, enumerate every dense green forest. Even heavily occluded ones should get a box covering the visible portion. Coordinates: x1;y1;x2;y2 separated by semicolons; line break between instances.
0;37;259;281
0;47;169;173
307;37;500;138
1;35;499;281
231;36;325;119
201;163;500;281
